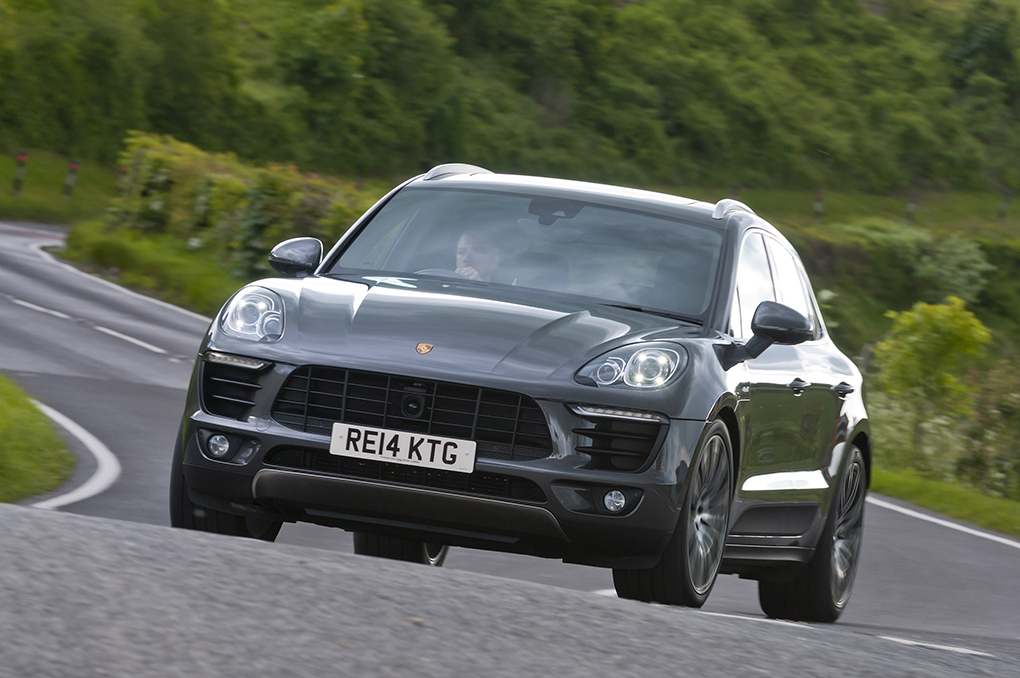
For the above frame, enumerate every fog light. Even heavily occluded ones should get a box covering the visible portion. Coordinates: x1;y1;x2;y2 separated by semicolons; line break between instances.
604;489;626;513
207;434;231;459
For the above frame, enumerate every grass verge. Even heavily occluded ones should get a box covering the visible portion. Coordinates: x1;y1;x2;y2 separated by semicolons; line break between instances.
0;375;74;503
871;467;1020;540
62;219;242;317
0;149;117;223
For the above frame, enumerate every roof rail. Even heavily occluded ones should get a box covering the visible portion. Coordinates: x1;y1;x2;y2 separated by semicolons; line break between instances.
422;163;493;181
712;198;756;220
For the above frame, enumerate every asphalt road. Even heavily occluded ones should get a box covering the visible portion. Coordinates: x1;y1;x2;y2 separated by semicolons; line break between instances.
2;221;1019;666
4;502;1018;678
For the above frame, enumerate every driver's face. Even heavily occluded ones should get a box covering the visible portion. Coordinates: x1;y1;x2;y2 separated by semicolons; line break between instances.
456;234;500;281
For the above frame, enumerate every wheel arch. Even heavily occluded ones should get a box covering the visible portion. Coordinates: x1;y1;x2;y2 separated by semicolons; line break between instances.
709;393;741;490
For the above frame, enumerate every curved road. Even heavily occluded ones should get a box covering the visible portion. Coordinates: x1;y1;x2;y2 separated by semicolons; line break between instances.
2;221;1018;660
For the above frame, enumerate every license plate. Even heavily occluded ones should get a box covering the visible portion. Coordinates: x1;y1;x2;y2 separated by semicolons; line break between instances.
329;423;476;474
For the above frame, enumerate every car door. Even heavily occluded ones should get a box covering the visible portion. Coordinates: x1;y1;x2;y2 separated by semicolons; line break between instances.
765;237;846;472
732;232;810;485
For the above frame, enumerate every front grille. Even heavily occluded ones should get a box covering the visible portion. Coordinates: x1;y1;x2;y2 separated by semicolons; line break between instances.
265;447;547;503
271;366;553;462
202;361;263;420
573;415;665;472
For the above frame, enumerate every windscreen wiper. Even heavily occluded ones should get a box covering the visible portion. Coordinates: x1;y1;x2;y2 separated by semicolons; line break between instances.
600;303;703;326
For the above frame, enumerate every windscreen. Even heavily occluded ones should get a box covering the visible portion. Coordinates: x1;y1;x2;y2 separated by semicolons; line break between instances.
330;187;723;319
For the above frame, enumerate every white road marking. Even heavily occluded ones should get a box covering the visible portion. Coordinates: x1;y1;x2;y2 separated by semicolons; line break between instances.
28;241;212;323
867;496;1020;551
594;588;617;597
10;298;71;319
880;635;993;657
696;610;808;629
94;325;168;354
30;400;121;510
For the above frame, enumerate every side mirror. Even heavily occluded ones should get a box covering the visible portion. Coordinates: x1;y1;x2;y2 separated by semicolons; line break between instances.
269;237;322;278
750;301;814;346
719;301;813;370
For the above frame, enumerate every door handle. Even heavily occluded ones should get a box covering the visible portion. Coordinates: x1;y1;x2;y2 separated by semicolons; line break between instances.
832;382;855;399
787;378;811;395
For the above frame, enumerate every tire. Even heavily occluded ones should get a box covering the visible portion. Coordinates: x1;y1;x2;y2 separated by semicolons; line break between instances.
613;419;733;607
758;444;867;623
169;428;282;541
353;532;449;567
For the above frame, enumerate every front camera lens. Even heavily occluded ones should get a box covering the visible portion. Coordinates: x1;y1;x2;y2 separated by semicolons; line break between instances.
401;395;425;419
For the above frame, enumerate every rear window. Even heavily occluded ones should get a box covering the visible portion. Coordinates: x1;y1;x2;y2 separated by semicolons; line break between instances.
330;187;723;319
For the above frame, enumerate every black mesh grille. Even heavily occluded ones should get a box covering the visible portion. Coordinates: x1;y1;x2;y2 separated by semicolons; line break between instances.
573;415;664;472
202;361;262;420
271;366;553;462
265;447;547;503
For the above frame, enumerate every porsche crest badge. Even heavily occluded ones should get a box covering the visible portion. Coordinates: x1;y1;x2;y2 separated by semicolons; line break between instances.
416;343;434;355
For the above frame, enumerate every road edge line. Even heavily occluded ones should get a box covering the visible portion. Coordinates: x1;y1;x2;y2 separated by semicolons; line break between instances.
866;496;1020;551
30;400;121;510
879;635;994;658
29;241;212;323
94;325;169;354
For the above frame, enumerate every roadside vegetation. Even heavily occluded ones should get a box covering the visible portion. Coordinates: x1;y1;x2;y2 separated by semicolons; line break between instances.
63;133;388;314
872;469;1020;539
0;375;73;504
4;0;1020;193
2;0;1020;529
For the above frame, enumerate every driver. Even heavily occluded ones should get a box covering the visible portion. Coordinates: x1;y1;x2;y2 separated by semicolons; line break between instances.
455;227;506;281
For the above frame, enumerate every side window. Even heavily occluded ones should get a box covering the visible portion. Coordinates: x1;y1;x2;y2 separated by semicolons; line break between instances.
735;233;775;339
766;238;817;337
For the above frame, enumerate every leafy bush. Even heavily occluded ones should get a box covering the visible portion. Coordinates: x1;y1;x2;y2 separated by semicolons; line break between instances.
872;297;991;468
111;132;379;277
787;218;998;352
958;362;1020;499
915;235;996;305
875;297;991;413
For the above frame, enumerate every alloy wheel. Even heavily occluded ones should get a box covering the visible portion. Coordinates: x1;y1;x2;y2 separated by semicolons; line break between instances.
687;434;731;595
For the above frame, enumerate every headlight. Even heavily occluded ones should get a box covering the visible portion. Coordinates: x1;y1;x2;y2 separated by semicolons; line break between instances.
220;287;285;342
576;344;687;389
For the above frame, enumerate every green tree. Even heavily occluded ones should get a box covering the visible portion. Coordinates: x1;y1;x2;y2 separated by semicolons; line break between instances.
873;297;991;467
915;235;996;305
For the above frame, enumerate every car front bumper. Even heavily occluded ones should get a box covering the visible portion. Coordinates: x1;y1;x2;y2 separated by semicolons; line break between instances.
179;392;706;568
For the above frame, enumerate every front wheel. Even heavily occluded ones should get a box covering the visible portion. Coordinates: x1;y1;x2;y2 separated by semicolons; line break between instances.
613;419;733;607
758;444;867;622
353;532;449;567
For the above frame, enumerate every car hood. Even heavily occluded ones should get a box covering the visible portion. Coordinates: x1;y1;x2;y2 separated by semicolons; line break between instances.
254;275;702;381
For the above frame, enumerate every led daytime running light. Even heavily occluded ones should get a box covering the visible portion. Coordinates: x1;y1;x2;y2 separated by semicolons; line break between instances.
206;352;267;370
570;404;666;422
